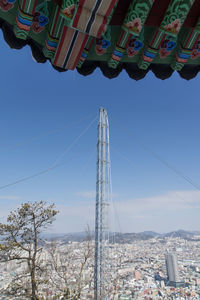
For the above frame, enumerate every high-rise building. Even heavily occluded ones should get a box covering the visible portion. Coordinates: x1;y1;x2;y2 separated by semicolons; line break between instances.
165;252;183;287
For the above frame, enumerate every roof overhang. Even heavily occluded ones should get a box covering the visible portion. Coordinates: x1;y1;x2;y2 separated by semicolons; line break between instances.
0;0;200;79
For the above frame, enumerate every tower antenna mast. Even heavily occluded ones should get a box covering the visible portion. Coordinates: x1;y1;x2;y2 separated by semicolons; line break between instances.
94;108;110;300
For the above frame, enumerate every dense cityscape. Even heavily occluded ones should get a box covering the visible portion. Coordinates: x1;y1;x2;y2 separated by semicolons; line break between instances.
1;233;200;299
0;109;199;300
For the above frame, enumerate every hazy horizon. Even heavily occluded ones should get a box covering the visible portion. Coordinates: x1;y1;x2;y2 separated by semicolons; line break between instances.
44;228;200;235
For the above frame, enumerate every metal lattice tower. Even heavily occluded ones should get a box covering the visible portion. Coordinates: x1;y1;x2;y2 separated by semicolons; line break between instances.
94;108;110;300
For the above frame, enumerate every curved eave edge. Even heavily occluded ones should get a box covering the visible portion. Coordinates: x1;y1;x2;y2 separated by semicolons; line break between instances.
0;19;199;80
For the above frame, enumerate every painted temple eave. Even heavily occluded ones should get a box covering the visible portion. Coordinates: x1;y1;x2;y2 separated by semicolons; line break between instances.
1;0;200;80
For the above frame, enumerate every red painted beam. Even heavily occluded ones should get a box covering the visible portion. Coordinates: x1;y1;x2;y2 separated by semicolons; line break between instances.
110;0;132;25
145;0;171;27
54;0;200;29
183;0;200;27
110;0;171;26
111;0;200;28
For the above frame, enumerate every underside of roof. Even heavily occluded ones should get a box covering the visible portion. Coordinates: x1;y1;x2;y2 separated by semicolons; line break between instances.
1;0;200;79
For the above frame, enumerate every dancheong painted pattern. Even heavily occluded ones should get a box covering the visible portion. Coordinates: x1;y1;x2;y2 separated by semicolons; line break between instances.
1;0;200;79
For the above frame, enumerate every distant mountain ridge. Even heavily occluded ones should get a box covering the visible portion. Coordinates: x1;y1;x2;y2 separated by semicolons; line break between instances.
43;230;200;243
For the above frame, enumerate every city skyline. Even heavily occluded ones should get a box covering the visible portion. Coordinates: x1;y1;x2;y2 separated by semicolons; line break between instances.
1;235;200;299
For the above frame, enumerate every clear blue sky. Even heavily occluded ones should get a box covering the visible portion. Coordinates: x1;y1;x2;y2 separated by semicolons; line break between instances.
0;31;200;233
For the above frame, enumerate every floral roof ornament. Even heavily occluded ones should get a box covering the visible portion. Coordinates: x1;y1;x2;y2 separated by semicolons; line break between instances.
1;0;200;79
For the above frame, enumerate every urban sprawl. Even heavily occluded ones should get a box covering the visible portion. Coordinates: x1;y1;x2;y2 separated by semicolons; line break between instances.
0;235;200;299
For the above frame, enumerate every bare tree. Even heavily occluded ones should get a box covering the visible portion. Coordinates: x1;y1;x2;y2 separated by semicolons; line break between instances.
47;227;93;299
0;201;58;300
